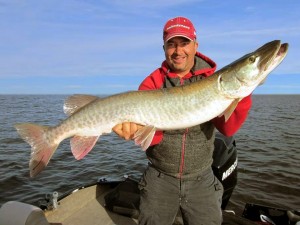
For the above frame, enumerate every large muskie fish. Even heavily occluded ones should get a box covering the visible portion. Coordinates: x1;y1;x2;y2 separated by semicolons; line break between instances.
15;40;288;177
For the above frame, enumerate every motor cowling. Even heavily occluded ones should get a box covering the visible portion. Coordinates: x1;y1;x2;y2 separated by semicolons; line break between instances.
212;132;238;209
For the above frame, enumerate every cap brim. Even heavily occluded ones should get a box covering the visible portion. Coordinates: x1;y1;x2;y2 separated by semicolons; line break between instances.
164;34;193;42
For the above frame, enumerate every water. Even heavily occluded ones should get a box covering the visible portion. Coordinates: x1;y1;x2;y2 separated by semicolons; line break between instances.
0;95;299;215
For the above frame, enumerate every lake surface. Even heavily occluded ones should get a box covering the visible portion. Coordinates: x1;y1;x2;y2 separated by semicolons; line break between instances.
0;94;299;215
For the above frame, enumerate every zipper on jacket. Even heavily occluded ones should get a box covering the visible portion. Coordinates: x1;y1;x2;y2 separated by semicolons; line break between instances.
178;78;187;179
178;128;189;178
180;78;185;85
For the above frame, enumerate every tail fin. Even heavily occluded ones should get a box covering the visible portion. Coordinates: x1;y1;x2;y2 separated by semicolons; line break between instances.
14;123;59;178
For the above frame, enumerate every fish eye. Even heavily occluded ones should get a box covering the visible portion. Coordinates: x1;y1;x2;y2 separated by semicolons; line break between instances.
249;56;256;63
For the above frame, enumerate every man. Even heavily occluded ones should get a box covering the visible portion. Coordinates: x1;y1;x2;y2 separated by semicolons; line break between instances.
113;17;252;225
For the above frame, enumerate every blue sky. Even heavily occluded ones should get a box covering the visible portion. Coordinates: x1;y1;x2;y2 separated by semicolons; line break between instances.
0;0;299;95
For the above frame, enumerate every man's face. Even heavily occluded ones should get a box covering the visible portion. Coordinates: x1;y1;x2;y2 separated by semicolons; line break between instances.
164;36;198;78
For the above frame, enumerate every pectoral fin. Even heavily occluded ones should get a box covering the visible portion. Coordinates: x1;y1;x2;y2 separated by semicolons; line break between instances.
133;125;156;151
259;78;267;86
219;99;240;122
70;136;100;160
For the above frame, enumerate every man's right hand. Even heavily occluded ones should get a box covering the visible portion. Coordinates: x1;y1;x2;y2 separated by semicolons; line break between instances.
112;122;144;140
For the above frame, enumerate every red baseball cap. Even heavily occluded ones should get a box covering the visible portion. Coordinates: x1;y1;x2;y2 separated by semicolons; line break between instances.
163;17;197;42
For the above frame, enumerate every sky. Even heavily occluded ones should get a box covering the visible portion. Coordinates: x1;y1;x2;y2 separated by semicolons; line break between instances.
0;0;299;95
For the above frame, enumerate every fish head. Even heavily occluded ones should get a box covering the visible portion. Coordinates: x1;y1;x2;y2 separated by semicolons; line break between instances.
218;40;289;98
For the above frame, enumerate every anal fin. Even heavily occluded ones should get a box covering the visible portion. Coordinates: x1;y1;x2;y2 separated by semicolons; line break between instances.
70;136;99;160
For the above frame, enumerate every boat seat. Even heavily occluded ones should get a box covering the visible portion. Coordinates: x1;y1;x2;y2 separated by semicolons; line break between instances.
0;201;50;225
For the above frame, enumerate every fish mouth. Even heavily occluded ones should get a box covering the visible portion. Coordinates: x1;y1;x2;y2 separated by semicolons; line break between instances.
269;42;289;70
257;40;289;73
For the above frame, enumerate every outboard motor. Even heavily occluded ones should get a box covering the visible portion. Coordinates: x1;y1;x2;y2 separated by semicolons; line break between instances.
212;132;238;209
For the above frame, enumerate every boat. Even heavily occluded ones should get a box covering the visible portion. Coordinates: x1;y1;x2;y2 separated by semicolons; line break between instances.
0;133;299;225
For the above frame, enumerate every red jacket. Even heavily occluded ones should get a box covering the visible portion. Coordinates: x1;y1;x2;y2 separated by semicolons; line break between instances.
138;52;252;146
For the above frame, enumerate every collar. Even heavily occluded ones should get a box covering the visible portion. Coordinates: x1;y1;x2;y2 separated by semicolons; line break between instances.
161;52;217;79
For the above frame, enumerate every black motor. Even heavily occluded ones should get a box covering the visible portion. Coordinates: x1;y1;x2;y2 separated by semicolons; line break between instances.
212;132;238;209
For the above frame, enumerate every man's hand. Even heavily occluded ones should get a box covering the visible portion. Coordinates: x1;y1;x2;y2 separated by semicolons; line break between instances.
113;122;144;140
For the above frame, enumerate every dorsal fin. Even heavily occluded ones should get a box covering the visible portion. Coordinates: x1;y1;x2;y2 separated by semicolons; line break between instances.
64;94;99;116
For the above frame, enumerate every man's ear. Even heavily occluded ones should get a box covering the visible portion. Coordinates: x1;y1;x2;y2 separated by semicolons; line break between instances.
194;41;199;51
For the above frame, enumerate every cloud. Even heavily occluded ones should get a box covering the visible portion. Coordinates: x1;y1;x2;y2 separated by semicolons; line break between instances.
65;85;83;89
202;27;300;39
0;0;299;94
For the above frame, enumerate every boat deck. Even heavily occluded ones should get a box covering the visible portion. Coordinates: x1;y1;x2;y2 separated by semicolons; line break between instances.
45;183;256;225
45;184;138;225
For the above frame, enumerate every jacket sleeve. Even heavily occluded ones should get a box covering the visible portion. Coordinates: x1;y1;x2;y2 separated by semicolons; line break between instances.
138;69;164;146
211;94;252;136
138;68;164;90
